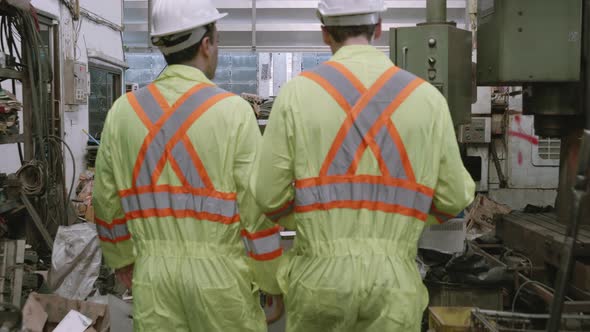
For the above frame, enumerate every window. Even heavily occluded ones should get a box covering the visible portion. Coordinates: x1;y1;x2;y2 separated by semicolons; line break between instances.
532;137;561;166
88;66;122;138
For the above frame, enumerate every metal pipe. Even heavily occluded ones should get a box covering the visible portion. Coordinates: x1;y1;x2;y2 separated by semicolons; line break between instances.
252;0;257;51
584;0;590;130
427;0;447;23
147;0;153;47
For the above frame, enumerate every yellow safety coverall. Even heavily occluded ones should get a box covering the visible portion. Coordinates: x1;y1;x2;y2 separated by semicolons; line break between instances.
93;65;282;332
251;45;476;332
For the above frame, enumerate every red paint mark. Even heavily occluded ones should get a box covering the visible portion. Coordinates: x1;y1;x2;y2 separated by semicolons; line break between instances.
518;151;523;165
508;130;539;145
515;115;522;124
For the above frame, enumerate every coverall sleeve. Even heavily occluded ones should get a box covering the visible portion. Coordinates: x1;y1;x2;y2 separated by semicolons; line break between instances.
250;91;296;229
93;106;135;269
427;99;476;225
234;102;283;295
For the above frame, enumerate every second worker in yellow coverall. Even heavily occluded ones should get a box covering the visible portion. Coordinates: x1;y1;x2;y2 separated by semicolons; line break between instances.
251;0;476;331
93;0;282;330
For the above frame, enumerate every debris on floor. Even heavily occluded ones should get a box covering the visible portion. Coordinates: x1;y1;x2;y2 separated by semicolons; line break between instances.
465;194;512;240
72;170;95;223
22;293;110;332
48;223;102;300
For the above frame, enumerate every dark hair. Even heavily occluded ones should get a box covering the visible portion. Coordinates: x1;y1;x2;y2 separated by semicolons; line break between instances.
325;24;377;43
162;24;216;65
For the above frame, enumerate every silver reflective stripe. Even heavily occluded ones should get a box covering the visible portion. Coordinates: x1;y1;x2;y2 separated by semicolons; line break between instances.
133;87;206;188
133;86;164;124
311;64;362;108
121;192;238;218
97;223;129;241
171;141;204;188
327;70;417;177
374;125;407;179
244;233;281;255
135;86;225;187
266;202;294;222
295;182;432;214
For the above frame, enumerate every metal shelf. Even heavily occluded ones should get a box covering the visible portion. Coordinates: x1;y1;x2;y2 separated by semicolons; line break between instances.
0;134;23;145
0;68;23;81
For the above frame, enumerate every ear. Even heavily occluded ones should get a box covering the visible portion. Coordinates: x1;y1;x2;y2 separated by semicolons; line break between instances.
374;20;383;41
321;25;331;46
200;35;213;58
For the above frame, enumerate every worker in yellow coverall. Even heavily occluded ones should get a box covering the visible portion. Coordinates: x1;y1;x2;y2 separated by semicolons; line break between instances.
93;0;282;330
250;0;476;331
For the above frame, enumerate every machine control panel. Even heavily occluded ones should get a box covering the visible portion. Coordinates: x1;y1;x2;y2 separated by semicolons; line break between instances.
459;117;491;143
64;60;89;105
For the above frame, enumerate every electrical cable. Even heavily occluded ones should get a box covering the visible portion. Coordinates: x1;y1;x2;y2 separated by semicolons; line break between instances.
511;280;574;313
16;160;45;196
49;135;76;205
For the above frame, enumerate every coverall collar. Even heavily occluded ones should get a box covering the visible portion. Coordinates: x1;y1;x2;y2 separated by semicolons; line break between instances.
331;44;385;62
156;64;215;85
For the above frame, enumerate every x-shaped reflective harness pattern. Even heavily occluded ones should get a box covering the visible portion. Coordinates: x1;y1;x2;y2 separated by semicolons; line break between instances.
294;62;437;222
123;83;239;222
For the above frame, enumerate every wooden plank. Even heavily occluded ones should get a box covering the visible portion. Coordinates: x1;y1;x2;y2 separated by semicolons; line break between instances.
0;68;23;81
534;213;590;240
518;214;590;243
21;194;53;250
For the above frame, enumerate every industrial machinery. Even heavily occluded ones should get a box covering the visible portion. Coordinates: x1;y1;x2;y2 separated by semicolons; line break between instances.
390;0;472;127
477;0;584;137
391;0;590;330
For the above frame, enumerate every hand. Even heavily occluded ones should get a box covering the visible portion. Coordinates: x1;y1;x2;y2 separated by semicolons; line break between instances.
115;264;134;290
266;295;284;324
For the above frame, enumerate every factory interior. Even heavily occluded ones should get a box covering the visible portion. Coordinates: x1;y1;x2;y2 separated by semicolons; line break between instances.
0;0;588;331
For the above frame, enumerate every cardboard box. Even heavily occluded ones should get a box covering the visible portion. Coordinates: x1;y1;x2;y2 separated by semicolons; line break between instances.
574;260;590;291
22;293;109;332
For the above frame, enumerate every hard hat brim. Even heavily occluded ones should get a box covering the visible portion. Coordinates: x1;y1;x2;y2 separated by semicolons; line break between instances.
151;12;228;38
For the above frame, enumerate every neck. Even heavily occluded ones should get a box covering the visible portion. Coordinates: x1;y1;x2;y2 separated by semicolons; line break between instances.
331;36;371;54
179;54;207;73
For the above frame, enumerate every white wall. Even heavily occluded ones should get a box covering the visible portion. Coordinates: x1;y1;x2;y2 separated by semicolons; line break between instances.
0;0;124;196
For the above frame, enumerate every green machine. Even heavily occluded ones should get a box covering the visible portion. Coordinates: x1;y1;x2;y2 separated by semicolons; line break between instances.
390;0;473;127
477;0;584;137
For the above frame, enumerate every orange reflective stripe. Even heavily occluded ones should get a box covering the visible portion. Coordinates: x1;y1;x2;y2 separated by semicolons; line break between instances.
320;66;400;177
386;121;416;182
326;61;367;94
430;204;456;224
95;217;131;243
150;92;234;186
128;92;155;129
182;136;214;189
294;200;429;222
125;208;240;225
118;185;237;200
130;83;210;186
348;77;423;178
148;84;172;113
301;71;353;111
241;225;280;240
265;200;295;222
95;216;127;228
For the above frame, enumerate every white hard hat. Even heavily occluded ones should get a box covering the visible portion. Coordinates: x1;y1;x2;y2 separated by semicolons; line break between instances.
151;0;227;38
151;0;227;55
317;0;386;26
